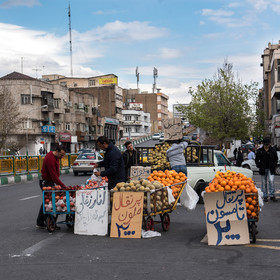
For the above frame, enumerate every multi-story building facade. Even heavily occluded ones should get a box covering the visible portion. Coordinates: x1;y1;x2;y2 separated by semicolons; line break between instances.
123;89;169;133
261;41;280;145
0;72;104;154
122;103;151;139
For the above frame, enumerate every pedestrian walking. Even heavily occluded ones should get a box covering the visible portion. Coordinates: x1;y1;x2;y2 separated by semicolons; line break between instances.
247;148;255;160
236;147;243;167
255;138;278;202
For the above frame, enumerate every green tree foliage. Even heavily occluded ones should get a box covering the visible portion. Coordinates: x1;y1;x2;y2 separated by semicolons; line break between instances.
177;61;258;143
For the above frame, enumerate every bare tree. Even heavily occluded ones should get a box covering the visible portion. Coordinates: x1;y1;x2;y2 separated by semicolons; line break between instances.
0;86;23;153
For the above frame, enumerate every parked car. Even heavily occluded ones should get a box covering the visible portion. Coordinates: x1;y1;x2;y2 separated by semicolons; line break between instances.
241;151;280;175
152;133;161;140
72;152;103;176
159;133;165;141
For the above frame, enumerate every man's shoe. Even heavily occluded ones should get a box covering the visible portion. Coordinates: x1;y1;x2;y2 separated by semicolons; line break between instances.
36;224;46;229
270;197;277;202
263;197;268;202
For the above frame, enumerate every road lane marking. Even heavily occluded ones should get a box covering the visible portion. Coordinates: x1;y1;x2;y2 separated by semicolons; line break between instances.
256;239;280;242
10;233;65;257
19;195;40;201
246;244;280;250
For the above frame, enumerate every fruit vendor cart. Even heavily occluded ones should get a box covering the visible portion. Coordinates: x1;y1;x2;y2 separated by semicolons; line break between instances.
245;192;259;243
143;181;187;232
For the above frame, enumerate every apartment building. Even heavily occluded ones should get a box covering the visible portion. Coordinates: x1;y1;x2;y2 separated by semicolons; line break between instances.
261;41;280;145
0;72;104;154
122;103;151;139
124;89;169;133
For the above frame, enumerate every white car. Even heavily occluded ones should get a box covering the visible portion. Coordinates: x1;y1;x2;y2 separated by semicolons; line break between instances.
241;151;280;175
152;133;161;140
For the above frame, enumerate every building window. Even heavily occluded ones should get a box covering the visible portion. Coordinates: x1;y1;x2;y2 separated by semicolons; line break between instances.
89;80;95;86
23;120;32;129
277;59;280;83
125;116;131;121
54;99;59;109
85;105;89;113
66;123;70;130
21;95;31;105
60;82;67;87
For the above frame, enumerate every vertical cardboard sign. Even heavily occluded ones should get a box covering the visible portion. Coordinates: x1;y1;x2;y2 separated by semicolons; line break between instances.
130;166;151;181
74;189;108;236
110;192;144;238
204;190;250;246
163;118;183;141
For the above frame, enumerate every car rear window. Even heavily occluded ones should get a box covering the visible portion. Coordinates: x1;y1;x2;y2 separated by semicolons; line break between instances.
77;153;96;160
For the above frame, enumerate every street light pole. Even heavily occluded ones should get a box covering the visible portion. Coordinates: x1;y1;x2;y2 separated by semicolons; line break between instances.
25;105;48;155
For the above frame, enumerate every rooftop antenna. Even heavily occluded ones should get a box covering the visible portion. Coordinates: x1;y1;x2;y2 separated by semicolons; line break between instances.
136;66;140;89
152;67;158;94
32;68;42;79
68;3;73;77
21;57;24;73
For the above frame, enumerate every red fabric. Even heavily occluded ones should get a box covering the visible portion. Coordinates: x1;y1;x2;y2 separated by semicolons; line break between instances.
41;151;66;188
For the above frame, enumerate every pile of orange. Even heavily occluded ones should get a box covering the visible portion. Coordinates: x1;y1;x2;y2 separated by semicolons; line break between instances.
206;170;259;219
148;170;187;199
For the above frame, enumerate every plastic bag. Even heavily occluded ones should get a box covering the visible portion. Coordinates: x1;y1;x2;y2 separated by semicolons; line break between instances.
141;229;161;238
180;183;199;211
167;186;175;204
257;187;264;209
91;168;102;182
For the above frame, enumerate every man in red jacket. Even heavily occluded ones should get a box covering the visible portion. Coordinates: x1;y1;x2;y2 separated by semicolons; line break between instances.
36;146;66;229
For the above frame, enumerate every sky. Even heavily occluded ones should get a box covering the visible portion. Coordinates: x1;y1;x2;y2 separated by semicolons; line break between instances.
0;0;280;111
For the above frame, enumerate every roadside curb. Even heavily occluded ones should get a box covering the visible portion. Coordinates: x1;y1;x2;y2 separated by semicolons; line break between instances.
0;169;73;186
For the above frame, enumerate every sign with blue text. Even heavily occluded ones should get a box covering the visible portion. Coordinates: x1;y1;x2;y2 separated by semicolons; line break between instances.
204;190;250;246
110;192;144;238
130;166;151;181
74;189;108;236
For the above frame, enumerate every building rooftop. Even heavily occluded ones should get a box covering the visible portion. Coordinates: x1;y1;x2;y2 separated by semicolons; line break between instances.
0;71;37;81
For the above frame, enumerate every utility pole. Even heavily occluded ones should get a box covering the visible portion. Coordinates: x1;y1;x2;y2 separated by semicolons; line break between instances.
152;67;158;94
68;3;73;77
21;57;24;73
136;66;140;89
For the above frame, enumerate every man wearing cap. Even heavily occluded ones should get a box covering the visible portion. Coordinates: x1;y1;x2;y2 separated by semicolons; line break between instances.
255;138;278;202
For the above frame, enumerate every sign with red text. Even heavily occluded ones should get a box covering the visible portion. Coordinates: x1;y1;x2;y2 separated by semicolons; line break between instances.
204;190;250;246
110;192;144;238
74;189;108;236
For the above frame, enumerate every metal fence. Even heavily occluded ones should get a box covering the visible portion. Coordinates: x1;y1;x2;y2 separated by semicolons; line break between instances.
0;154;79;176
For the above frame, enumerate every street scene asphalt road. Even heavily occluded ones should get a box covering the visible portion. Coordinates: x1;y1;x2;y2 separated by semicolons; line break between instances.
0;173;279;280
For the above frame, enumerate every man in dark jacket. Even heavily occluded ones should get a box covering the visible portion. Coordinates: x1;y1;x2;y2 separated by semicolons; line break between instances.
255;137;278;202
122;141;138;181
94;136;125;190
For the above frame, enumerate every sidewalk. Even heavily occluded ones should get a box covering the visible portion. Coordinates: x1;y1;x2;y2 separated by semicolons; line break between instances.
0;169;72;186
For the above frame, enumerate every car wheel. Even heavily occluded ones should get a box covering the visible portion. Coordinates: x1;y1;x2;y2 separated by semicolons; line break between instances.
74;171;78;176
275;165;280;175
243;164;251;170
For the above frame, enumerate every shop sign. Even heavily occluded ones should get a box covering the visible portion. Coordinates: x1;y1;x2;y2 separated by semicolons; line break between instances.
105;117;119;125
74;189;108;236
204;190;249;246
59;132;71;142
41;125;56;133
99;77;118;85
130;166;151;181
163;118;182;141
110;192;143;238
71;136;78;143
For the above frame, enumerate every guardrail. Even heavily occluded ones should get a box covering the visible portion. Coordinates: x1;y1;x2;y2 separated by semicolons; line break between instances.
118;135;152;152
0;154;79;176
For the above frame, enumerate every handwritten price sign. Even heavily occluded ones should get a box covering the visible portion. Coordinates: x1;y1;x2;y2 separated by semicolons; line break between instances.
74;189;108;236
130;166;151;181
163;118;183;141
110;192;144;238
204;190;250;246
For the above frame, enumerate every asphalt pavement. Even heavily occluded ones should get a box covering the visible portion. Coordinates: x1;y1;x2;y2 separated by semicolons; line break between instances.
0;173;279;280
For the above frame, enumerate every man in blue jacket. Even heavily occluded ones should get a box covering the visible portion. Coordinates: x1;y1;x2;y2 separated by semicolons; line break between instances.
93;136;125;189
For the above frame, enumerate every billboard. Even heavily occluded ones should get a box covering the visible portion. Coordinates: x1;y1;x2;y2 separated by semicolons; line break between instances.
99;77;118;85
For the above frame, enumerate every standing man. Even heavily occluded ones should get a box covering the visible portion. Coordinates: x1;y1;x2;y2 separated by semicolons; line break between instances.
166;140;188;176
36;145;66;228
122;141;138;181
247;148;255;160
255;138;278;202
94;136;125;190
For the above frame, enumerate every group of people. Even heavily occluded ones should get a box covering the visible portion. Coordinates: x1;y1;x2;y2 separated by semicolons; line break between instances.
233;138;278;202
36;136;189;229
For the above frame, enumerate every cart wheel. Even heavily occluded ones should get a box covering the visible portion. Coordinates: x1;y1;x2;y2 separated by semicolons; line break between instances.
161;213;170;232
46;215;56;233
66;214;75;228
251;222;257;243
146;216;154;231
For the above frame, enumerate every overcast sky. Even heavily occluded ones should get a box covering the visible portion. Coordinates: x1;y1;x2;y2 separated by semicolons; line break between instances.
0;0;279;110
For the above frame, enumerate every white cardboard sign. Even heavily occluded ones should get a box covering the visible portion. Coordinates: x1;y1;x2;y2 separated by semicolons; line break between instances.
163;118;183;141
204;190;250;246
74;189;108;236
130;166;151;180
